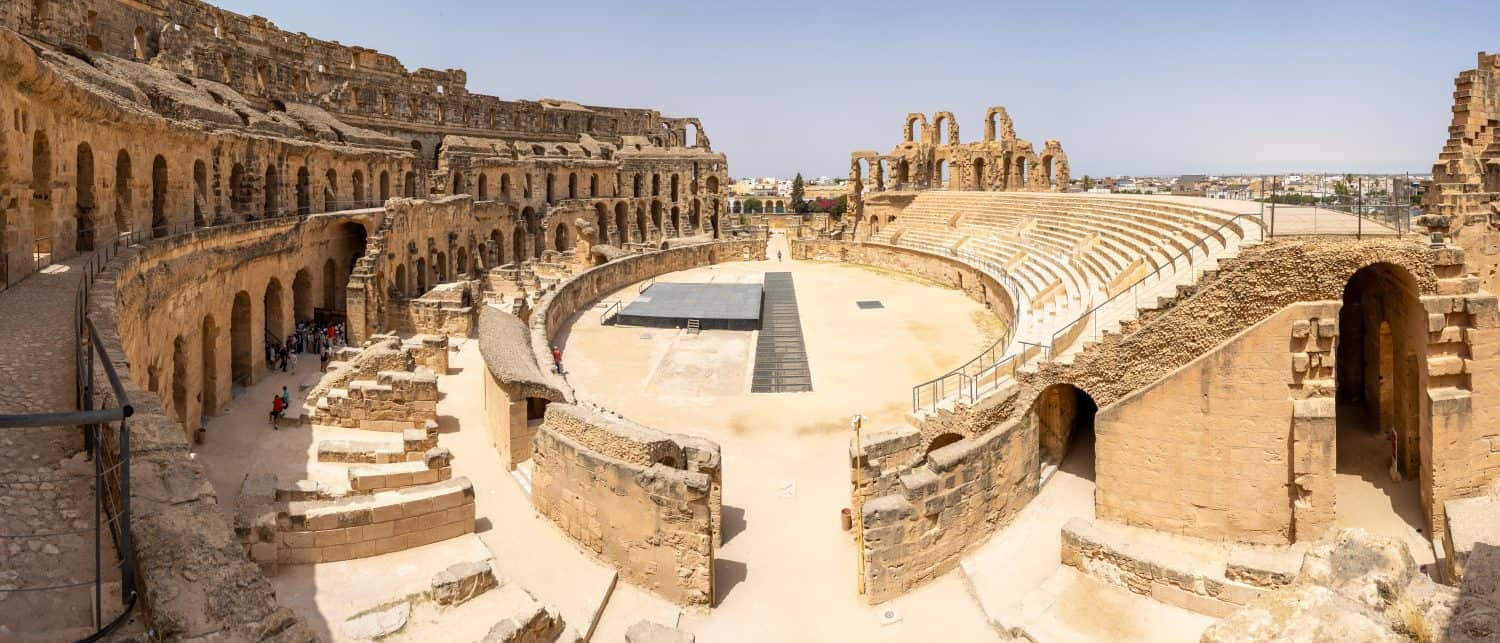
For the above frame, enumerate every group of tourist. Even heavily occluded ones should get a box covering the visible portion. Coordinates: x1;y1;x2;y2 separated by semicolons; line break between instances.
265;321;348;427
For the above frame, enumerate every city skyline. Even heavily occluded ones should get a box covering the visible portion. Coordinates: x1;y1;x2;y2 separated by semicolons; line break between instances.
212;0;1500;178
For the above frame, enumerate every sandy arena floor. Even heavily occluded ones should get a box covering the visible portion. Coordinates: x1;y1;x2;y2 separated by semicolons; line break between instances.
562;234;1005;641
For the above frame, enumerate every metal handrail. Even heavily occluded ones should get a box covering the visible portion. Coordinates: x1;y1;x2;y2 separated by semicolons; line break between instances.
600;300;621;324
1045;213;1264;354
906;211;1265;414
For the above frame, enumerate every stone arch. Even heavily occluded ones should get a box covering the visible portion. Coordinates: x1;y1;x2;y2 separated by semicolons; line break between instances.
706;176;719;194
404;171;417;198
633;174;643;198
650;201;663;233
229;162;248;215
926;432;964;456
490;229;504;265
352;169;366;204
972;157;986;190
379;170;390;202
201;315;219;415
500;173;512;199
652;174;661;197
568;172;578;199
614;202;629;244
394;263;408;297
324;168;337;210
1032;383;1098;479
593;203;609;243
132;25;147;60
1014;155;1028;190
171;334;188;427
932;111;958;145
293;268;312;321
589;174;599;197
545;173;555;204
415;257;428;293
29;130;52;241
671;174;680;202
935;158;949;189
114;149;132;232
263;162;278;218
637;205;649;241
896;158;911;188
264;278;286;344
670;206;681;234
477;173;489;201
456;247;468;277
983;106;1015;143
75;142;95;251
553;221;571;252
193;159;208;226
230;291;252;385
1335;262;1430;532
512;225;524;263
317;258;335;310
296;166;310;214
903;113;928;143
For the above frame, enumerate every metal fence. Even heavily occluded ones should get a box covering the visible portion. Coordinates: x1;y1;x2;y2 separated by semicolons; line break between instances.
908;212;1266;414
0;231;138;640
0;197;392;639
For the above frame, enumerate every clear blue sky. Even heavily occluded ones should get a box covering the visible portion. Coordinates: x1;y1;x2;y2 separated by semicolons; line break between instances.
214;0;1500;179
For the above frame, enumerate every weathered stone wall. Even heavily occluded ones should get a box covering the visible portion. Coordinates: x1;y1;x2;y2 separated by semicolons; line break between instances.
238;476;476;565
1093;302;1334;544
856;416;1038;603
530;404;719;606
3;0;709;147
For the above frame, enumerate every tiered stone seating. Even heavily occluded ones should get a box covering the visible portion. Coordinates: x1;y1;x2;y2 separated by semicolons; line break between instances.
878;191;1258;349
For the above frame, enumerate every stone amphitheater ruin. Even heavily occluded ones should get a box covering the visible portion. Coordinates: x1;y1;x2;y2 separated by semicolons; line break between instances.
0;2;1497;642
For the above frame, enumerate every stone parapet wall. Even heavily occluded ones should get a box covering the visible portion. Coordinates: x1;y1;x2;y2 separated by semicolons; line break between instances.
87;247;316;640
531;404;719;606
857;415;1037;603
240;476;476;565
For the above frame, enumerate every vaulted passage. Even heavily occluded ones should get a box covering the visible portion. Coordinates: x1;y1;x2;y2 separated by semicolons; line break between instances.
1334;262;1430;555
1033;383;1097;482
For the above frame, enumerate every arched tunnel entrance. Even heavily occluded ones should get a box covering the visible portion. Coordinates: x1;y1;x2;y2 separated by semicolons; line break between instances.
1033;383;1097;482
1334;262;1431;556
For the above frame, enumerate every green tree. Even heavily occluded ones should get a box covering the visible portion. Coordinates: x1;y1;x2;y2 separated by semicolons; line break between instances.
829;195;848;218
743;197;763;214
790;173;806;213
1082;175;1094;190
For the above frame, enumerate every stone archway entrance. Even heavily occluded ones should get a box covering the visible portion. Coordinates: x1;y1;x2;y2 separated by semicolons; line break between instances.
1333;262;1431;558
1033;383;1097;482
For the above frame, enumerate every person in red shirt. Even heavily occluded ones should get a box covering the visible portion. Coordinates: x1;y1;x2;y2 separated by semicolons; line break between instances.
551;345;564;375
270;395;285;429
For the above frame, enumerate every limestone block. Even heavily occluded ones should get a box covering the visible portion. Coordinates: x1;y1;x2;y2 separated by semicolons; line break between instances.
1290;320;1311;339
625;620;695;643
430;559;498;606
